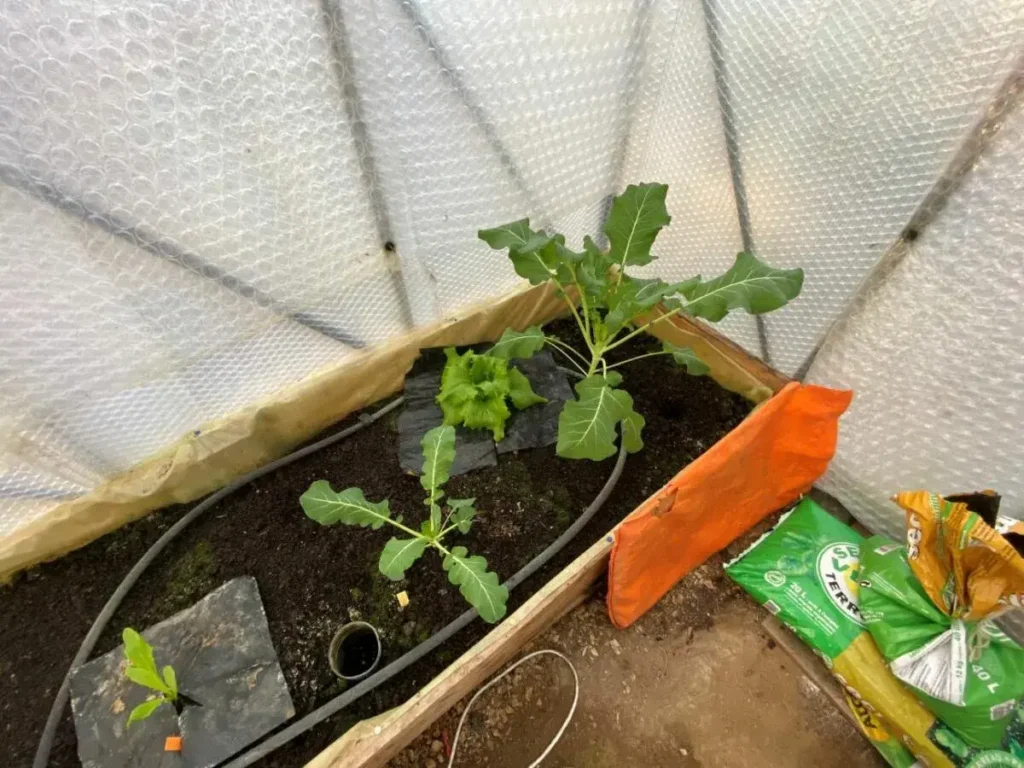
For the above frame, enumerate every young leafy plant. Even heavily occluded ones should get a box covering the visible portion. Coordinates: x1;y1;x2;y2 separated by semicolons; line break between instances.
478;182;803;461
300;425;508;623
122;627;178;725
436;347;546;440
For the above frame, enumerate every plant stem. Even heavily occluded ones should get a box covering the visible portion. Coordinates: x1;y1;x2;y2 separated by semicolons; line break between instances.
605;350;674;370
440;508;454;534
381;515;425;540
572;270;593;344
432;540;452;558
545;345;588;375
436;522;463;539
544;337;589;369
603;305;685;353
545;336;589;364
560;294;595;355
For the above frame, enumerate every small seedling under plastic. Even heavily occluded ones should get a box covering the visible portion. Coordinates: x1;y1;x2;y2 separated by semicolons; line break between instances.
301;425;507;623
473;182;804;461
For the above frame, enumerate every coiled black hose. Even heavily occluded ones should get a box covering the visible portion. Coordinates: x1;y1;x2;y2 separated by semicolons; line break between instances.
33;394;627;767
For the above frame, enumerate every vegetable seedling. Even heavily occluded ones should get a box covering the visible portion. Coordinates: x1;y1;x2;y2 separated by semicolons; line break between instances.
435;347;546;440
301;425;507;623
477;182;804;461
121;628;178;725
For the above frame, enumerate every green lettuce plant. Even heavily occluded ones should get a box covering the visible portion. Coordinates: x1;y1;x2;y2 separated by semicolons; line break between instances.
301;425;507;623
121;628;178;725
477;182;803;461
435;347;545;441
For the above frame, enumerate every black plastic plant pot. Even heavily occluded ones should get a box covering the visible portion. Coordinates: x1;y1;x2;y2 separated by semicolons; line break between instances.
329;621;382;682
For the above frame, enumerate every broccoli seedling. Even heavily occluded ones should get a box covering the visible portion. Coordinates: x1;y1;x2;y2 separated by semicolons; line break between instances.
301;425;507;623
477;182;804;460
121;628;178;725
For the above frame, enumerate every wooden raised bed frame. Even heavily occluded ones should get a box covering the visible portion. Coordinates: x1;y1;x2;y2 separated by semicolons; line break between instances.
308;308;788;768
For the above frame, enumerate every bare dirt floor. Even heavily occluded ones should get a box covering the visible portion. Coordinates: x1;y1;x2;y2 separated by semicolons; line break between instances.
389;554;884;768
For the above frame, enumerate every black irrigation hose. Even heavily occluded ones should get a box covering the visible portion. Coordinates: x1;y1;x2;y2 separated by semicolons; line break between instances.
34;392;628;768
223;441;627;768
32;396;406;768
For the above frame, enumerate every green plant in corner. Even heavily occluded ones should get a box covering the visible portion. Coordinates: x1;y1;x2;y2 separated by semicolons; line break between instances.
300;425;507;623
477;182;804;461
121;628;178;725
435;347;546;441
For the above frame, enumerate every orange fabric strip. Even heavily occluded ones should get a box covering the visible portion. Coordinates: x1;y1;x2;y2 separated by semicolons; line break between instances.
607;382;853;628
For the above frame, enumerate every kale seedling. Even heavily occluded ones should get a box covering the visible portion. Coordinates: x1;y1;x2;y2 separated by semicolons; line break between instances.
435;347;546;440
121;627;178;725
301;425;507;622
476;182;803;461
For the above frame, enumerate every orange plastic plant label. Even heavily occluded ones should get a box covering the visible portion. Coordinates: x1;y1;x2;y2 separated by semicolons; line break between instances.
164;736;182;752
607;382;852;628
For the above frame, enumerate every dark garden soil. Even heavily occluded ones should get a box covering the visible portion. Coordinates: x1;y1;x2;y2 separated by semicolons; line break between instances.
0;320;753;768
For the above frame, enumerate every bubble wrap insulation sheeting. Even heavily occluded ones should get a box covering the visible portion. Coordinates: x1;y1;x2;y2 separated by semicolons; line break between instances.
0;0;414;538
705;0;1024;374
807;101;1024;538
0;0;747;538
2;0;1022;548
337;0;656;322
619;0;758;354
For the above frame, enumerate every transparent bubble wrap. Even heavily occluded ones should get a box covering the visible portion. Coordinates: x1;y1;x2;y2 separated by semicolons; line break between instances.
1;0;1022;553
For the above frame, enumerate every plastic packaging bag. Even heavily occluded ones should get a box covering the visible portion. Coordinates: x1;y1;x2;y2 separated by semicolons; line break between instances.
726;497;948;767
860;490;1024;759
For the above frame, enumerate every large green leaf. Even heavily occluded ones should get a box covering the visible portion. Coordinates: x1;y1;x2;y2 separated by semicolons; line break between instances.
127;698;166;726
682;252;804;322
300;482;391;529
603;276;699;335
442;546;508;623
556;376;644;460
478;219;549;253
488;326;546;360
161;666;177;698
126;667;168;694
122;628;155;672
604;183;670;269
575;236;613;302
621;409;645;453
663;342;709;376
420;425;456;506
479;219;559;284
508;236;562;285
379;537;428;581
506;367;547;410
447;498;476;534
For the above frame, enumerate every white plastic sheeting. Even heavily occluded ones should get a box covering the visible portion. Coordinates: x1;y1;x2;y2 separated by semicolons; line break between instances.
704;0;1024;375
1;0;1023;541
808;99;1024;539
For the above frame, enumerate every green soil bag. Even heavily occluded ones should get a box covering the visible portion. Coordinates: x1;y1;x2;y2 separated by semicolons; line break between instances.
861;535;1024;759
726;498;925;768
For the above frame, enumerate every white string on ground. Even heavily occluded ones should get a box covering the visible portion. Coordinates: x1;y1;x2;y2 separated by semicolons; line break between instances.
447;649;580;768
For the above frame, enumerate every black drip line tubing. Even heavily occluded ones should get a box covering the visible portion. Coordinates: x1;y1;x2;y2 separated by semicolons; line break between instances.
34;393;628;767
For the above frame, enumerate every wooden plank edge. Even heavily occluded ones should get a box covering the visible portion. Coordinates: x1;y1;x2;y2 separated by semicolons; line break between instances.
760;616;857;728
307;533;614;768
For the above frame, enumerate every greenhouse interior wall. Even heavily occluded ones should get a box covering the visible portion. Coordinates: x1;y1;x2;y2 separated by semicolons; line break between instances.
1;0;1022;572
